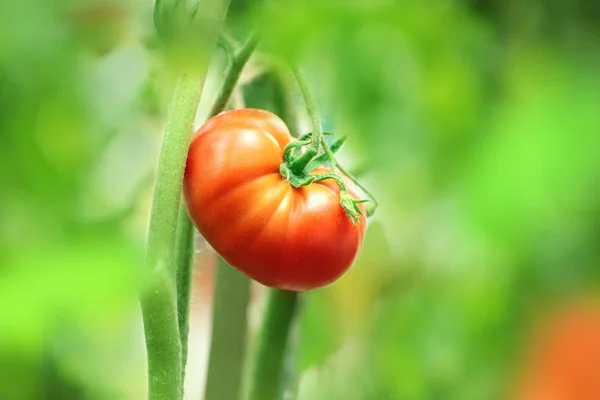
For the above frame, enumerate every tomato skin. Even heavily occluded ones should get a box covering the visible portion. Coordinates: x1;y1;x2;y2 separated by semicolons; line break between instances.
183;109;366;291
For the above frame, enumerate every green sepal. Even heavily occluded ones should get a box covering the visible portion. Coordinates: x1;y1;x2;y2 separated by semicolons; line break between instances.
304;136;347;172
280;163;315;188
339;192;369;225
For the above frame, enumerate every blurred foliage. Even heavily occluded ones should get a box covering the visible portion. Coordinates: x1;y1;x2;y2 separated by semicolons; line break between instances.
1;0;599;398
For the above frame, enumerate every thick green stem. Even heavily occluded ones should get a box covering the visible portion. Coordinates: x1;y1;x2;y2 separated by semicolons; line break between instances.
289;69;323;174
146;71;206;279
142;71;207;400
143;1;231;397
248;290;299;400
141;270;181;400
174;201;194;383
204;258;251;400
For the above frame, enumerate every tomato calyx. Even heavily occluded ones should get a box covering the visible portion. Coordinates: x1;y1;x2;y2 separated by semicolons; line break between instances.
279;162;315;187
312;173;369;225
285;69;376;224
279;133;370;225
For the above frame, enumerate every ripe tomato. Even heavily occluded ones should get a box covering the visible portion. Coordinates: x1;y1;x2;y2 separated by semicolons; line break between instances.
183;108;366;291
515;299;600;400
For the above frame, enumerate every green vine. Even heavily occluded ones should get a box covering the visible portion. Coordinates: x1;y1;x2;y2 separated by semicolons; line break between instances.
248;290;299;400
174;201;194;387
142;71;208;400
142;0;231;398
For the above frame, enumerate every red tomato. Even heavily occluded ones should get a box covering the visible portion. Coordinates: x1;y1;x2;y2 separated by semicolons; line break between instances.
515;299;600;400
183;109;366;291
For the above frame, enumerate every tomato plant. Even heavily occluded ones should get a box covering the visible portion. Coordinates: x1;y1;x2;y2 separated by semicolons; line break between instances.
184;108;367;291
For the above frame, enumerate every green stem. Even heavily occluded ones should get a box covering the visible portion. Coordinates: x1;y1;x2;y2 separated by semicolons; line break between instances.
312;173;368;224
217;32;239;59
271;69;300;138
209;33;260;117
248;290;299;400
289;69;323;174
204;258;251;400
336;163;378;215
142;71;207;400
276;297;303;400
174;201;195;384
147;71;206;280
320;136;337;171
141;270;181;400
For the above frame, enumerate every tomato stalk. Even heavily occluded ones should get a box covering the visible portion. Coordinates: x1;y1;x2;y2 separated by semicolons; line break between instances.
271;69;300;138
204;257;251;400
209;33;260;117
174;201;194;387
142;0;230;398
248;290;300;400
142;71;208;400
288;69;323;174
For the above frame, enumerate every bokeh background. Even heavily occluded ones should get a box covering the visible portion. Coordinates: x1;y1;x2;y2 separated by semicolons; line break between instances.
1;0;599;399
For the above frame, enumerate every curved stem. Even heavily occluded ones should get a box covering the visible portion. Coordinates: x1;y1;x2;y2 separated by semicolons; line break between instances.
312;172;348;192
312;172;368;224
143;0;231;397
248;290;299;400
289;69;323;174
271;69;300;138
204;257;251;400
175;201;195;385
143;70;207;400
336;163;378;215
217;32;239;59
209;33;260;118
320;136;337;171
142;270;181;400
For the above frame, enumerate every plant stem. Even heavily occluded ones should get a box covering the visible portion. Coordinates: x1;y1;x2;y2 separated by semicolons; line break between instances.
147;71;206;280
175;201;195;383
320;137;337;170
204;258;251;400
141;270;181;400
217;31;239;58
276;298;303;400
209;33;260;118
336;163;378;215
271;69;299;138
248;290;299;400
289;69;323;174
142;70;207;400
143;0;232;397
